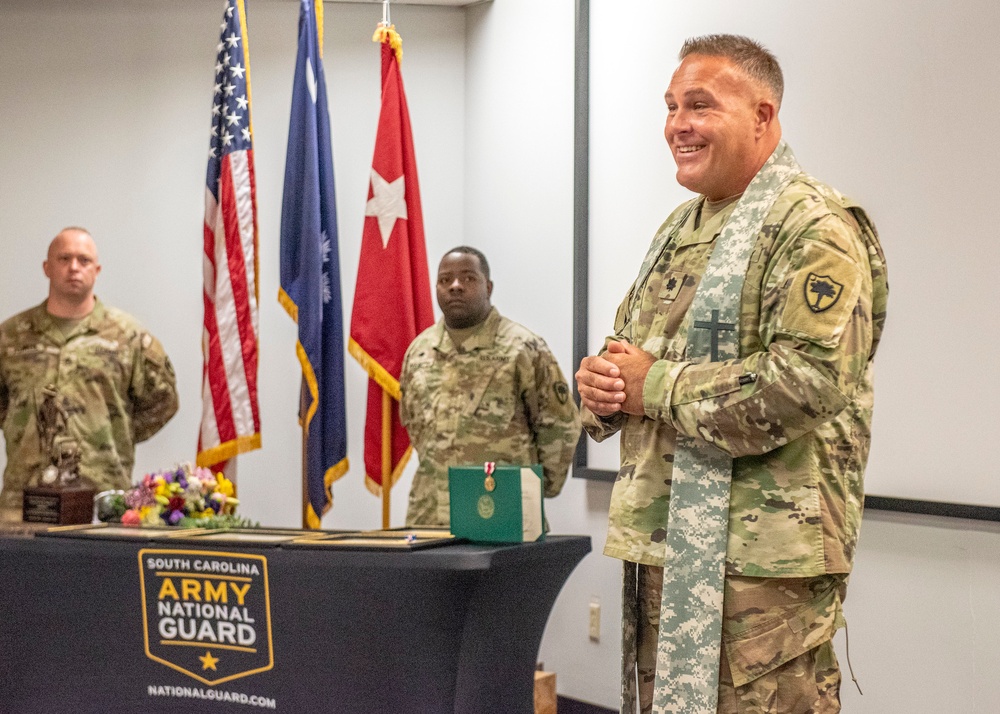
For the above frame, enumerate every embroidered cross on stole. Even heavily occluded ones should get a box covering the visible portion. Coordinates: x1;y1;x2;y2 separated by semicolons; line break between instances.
631;142;801;714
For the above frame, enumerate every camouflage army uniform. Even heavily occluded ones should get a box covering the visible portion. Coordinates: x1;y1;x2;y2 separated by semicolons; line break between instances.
400;307;582;526
0;300;179;510
583;174;888;710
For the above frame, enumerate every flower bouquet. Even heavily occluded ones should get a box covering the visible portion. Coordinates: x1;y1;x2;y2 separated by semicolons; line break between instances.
97;463;257;529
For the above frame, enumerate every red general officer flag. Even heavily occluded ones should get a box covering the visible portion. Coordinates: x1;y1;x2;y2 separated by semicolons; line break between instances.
349;24;434;496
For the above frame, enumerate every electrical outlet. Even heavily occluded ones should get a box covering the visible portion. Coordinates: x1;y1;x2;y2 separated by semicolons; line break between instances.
588;600;600;642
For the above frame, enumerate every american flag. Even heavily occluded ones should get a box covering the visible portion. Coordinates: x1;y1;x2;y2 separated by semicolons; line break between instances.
198;0;261;469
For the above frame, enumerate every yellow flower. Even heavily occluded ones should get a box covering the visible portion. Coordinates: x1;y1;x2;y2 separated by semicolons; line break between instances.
138;504;161;526
215;472;236;498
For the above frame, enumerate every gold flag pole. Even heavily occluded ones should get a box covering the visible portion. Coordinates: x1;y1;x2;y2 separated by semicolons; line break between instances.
381;389;392;528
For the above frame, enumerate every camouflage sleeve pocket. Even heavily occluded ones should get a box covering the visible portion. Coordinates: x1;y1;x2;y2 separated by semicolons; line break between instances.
669;360;746;407
776;242;862;348
139;332;169;369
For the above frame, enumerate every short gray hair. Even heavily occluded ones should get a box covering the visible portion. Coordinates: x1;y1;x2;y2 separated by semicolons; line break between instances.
679;34;783;107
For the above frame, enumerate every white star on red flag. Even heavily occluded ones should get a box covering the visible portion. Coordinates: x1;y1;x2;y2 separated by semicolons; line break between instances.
364;169;407;248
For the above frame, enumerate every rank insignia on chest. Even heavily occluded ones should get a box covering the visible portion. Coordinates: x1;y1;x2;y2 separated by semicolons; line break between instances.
660;271;685;302
805;273;845;313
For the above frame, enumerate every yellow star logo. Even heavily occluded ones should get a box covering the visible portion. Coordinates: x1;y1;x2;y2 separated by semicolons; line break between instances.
199;651;219;671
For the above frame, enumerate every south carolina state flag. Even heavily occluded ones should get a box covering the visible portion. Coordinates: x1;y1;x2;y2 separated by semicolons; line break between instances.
279;0;349;527
349;25;434;495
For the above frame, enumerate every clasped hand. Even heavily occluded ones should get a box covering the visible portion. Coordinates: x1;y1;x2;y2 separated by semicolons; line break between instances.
575;340;657;417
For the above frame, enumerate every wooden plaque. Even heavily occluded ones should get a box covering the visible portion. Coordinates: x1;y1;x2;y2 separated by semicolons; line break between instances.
22;486;95;525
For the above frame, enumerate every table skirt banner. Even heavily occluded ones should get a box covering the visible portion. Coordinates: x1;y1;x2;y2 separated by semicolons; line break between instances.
0;531;589;714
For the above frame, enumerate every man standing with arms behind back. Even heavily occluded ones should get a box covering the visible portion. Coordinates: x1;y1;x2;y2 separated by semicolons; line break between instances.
0;227;179;520
576;36;888;713
400;246;581;526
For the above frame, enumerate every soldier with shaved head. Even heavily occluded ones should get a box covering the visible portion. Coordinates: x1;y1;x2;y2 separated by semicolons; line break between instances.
0;227;178;519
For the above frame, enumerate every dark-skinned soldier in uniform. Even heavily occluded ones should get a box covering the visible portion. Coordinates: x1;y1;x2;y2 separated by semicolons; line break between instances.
400;246;581;526
0;227;179;520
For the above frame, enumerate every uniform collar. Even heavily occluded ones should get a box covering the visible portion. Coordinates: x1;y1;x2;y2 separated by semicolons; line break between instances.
676;197;740;247
434;306;501;355
32;297;104;343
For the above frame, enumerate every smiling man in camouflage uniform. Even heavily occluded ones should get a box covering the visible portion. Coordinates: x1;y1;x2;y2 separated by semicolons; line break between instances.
0;227;179;518
400;246;581;526
576;36;888;713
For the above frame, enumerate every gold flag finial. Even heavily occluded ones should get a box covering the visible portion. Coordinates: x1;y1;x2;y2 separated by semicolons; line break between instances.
372;23;403;64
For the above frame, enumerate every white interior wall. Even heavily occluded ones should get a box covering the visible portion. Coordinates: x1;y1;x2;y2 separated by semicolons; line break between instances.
837;513;1000;713
2;1;999;712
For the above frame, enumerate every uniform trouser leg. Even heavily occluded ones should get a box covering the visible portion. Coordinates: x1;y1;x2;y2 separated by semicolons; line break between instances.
635;563;843;714
716;638;841;713
635;563;660;714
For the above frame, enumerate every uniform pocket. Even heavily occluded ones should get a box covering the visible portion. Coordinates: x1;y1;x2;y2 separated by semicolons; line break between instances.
670;360;750;406
474;388;516;427
650;271;699;344
777;241;862;349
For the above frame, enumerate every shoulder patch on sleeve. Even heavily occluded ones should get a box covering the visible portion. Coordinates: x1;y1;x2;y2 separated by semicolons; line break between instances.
778;242;862;347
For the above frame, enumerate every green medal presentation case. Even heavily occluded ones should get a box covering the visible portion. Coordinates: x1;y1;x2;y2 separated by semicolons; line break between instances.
448;464;544;543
